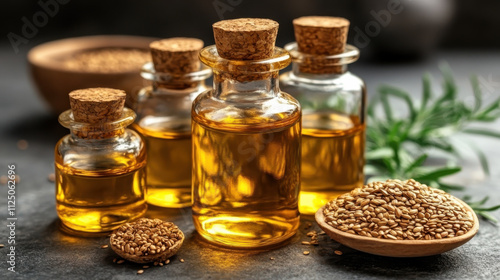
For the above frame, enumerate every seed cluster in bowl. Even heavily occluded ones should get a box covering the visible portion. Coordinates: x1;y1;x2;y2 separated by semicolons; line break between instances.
63;48;150;73
324;179;474;240
110;218;182;257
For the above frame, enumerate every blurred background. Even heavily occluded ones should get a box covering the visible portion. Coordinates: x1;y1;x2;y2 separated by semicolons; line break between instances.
2;0;500;57
1;0;499;145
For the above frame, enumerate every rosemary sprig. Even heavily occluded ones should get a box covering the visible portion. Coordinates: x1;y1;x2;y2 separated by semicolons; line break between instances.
366;64;500;222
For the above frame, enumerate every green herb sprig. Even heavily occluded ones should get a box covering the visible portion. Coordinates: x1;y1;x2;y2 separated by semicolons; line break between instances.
366;64;500;222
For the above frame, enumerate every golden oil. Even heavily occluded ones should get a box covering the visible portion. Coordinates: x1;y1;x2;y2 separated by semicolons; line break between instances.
300;113;365;215
55;166;146;232
191;112;301;248
132;118;192;208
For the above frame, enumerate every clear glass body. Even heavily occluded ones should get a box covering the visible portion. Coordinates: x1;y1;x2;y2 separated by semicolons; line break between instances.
280;43;366;215
192;46;301;248
133;62;211;208
55;108;147;232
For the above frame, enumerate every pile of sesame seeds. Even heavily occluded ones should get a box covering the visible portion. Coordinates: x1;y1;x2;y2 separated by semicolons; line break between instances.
324;179;475;240
110;218;182;257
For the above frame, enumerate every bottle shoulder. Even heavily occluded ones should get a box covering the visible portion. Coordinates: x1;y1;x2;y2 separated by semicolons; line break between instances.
135;85;206;129
280;71;365;92
55;129;146;173
192;89;301;132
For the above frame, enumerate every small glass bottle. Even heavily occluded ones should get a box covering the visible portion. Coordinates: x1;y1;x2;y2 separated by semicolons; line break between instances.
192;18;302;248
280;16;366;215
132;38;211;208
55;88;147;233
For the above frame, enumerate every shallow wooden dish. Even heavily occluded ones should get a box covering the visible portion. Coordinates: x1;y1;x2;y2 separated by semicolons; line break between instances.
315;199;479;258
28;35;156;113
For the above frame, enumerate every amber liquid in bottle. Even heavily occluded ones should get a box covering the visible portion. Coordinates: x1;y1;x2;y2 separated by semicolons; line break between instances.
300;112;365;215
192;112;301;248
132;116;192;208
55;152;147;232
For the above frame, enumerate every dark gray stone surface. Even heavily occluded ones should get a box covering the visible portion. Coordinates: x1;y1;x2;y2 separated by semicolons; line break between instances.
0;45;499;279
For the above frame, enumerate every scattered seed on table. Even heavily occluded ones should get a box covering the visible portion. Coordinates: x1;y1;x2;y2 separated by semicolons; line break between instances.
112;258;117;263
48;173;55;182
137;270;144;274
142;265;149;269
306;231;317;237
334;250;343;256
270;257;275;260
159;262;163;267
101;244;108;249
301;241;311;245
180;259;185;263
303;251;310;255
0;244;4;248
165;259;170;265
117;260;125;264
17;139;28;150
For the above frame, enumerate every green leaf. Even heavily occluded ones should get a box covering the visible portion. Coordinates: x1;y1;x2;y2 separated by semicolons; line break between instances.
475;211;498;223
463;128;500;139
473;205;500;212
366;147;394;160
470;75;483;113
414;167;461;181
379;86;417;123
466;141;490;175
404;154;428;173
421;73;432;111
437;182;465;191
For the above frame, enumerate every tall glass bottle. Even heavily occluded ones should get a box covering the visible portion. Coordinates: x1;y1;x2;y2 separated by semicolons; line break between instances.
55;88;147;233
192;18;301;248
280;16;366;215
133;38;211;208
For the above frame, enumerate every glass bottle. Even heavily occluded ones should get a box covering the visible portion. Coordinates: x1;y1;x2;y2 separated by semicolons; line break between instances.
55;88;147;233
132;38;211;208
280;16;366;215
192;18;301;248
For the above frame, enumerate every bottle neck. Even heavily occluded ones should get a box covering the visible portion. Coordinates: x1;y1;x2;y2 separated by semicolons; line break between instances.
60;108;136;140
152;79;205;91
285;42;359;81
212;71;280;100
291;61;348;78
69;126;127;140
141;62;212;92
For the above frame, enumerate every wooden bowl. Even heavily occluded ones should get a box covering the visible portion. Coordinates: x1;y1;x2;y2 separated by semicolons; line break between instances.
315;199;479;258
28;35;156;114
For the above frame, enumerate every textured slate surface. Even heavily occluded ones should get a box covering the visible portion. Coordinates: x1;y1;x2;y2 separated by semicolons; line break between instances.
0;46;499;279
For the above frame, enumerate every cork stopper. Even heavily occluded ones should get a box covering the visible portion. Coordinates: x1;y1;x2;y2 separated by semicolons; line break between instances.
68;88;127;139
150;38;204;74
213;18;279;60
293;16;350;74
69;88;126;123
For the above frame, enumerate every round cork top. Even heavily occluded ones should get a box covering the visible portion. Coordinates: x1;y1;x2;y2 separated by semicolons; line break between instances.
69;88;126;123
149;37;204;74
293;16;350;55
213;18;279;60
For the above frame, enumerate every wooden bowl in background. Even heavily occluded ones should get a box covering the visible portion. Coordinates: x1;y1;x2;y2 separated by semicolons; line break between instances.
28;35;156;114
